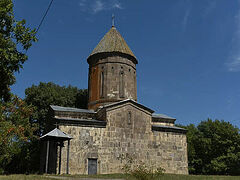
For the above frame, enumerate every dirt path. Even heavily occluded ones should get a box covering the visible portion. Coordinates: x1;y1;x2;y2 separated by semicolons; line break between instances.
46;176;125;180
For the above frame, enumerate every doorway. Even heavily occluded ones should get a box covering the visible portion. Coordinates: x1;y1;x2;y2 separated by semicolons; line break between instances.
88;158;97;175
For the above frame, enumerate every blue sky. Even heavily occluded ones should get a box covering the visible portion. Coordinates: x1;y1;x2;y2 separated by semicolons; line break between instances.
12;0;240;127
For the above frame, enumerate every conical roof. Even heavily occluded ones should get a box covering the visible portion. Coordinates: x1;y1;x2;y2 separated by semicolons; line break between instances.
88;26;137;62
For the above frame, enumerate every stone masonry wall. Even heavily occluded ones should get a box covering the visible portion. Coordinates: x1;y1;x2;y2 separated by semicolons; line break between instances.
88;54;137;110
57;103;188;174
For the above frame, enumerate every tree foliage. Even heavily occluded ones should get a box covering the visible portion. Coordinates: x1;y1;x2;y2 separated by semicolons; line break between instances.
179;119;240;175
25;82;88;134
0;0;37;102
0;95;38;174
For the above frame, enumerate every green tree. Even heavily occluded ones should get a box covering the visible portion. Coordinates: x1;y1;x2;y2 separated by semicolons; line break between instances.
198;119;240;175
0;0;37;102
25;82;88;134
23;82;87;174
179;119;240;175
0;95;38;174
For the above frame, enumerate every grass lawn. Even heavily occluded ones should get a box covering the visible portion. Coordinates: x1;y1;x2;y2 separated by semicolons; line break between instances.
0;174;239;180
0;175;56;180
55;173;240;180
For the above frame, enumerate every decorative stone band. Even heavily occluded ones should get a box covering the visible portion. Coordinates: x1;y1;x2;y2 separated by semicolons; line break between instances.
152;125;187;134
88;52;137;67
92;60;137;70
54;117;106;128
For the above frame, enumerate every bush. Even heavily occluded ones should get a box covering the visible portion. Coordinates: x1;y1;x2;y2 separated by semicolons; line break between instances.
122;155;165;180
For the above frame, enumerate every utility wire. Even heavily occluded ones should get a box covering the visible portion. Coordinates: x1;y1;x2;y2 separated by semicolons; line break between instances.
24;0;54;54
36;0;54;34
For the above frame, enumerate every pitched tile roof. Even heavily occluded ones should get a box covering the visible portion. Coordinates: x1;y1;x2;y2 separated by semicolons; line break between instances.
152;125;187;134
50;105;95;114
152;113;176;120
88;26;136;61
54;117;106;127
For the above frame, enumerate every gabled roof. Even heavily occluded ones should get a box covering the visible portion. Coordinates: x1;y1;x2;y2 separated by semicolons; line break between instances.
152;125;187;134
40;128;72;140
50;105;95;114
152;113;176;120
54;117;106;127
88;26;137;62
99;99;154;113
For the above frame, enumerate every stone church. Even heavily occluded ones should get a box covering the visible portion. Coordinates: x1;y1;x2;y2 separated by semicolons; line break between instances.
40;25;188;175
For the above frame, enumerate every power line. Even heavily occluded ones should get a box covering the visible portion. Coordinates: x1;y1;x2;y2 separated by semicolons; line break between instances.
36;0;54;34
24;0;54;54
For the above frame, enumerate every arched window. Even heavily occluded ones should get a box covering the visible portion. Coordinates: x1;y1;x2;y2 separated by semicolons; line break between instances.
100;71;104;98
128;111;132;124
88;68;91;100
119;71;124;98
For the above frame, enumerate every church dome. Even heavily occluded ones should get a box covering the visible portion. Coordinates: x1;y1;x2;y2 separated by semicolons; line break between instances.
87;26;137;64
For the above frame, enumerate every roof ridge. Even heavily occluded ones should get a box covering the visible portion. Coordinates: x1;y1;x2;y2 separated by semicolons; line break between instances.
97;99;154;113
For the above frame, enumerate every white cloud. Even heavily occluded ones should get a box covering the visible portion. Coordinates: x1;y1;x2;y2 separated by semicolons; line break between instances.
78;0;123;14
92;0;104;13
78;0;87;12
226;3;240;72
182;8;190;31
203;1;216;17
227;57;240;72
79;0;86;7
112;1;123;9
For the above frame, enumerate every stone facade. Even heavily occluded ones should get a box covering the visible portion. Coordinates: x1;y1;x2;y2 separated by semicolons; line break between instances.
40;25;188;175
59;101;153;174
43;100;188;175
88;54;137;110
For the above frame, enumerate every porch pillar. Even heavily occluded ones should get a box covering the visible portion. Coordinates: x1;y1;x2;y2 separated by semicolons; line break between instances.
58;142;62;174
66;140;70;174
45;140;50;173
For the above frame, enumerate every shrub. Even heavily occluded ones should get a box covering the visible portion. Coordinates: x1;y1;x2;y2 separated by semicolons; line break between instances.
122;154;165;180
